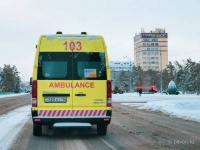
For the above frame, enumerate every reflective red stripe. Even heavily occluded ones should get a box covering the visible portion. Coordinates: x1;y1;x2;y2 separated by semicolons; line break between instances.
71;110;75;116
66;110;70;116
43;110;47;116
102;110;106;116
52;110;56;117
40;110;106;117
89;110;93;116
75;110;79;116
57;110;61;116
80;110;84;116
47;110;52;117
93;110;97;116
97;110;102;116
61;110;66;116
39;110;43;116
84;110;88;116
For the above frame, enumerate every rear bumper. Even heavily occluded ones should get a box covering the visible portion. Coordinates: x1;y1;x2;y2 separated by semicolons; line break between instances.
32;117;111;125
32;110;112;125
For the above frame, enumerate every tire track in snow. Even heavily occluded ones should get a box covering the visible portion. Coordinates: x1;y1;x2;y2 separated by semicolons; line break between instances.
0;105;31;150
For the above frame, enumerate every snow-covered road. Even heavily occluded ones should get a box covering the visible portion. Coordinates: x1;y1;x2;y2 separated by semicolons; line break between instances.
0;93;200;150
0;105;30;150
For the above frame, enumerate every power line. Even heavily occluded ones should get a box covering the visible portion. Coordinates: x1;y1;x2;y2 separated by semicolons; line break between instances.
169;50;200;56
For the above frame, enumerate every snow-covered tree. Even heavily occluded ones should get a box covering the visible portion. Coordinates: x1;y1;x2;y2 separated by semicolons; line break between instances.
131;65;142;90
173;61;189;94
117;70;129;86
0;64;20;92
143;69;160;87
167;61;176;80
162;68;171;91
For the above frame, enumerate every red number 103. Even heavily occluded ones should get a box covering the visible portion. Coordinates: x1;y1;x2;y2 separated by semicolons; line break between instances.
63;41;82;51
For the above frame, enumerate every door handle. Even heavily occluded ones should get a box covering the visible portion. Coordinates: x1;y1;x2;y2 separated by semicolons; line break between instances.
43;94;70;97
75;94;86;96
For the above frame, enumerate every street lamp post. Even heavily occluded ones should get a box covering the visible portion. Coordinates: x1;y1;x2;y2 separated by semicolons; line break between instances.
124;56;132;93
160;47;163;95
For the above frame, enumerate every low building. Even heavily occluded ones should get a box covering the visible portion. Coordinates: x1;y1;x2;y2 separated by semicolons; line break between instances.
109;61;134;89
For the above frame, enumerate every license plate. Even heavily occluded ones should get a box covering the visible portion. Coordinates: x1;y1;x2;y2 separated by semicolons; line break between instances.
45;97;67;103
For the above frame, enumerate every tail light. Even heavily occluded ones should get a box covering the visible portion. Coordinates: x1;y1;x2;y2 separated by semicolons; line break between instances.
107;80;112;107
104;118;110;121
32;80;37;107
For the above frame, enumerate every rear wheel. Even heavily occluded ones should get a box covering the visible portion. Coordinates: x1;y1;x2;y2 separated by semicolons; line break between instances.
97;124;107;135
33;124;42;136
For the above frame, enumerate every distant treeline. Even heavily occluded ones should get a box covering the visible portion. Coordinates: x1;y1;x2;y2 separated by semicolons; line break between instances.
114;58;200;95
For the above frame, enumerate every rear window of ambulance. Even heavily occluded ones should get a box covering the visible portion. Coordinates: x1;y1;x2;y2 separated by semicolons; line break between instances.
73;52;107;80
37;52;107;80
42;61;67;78
37;52;72;80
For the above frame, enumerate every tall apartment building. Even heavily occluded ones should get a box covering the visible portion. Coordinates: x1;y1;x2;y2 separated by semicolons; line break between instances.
134;28;168;71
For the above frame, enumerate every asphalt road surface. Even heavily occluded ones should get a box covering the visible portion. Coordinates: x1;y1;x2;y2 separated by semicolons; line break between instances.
0;94;30;115
2;95;200;150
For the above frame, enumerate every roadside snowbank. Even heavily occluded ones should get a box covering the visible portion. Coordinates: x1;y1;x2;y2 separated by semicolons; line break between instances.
121;98;200;123
113;93;200;102
0;105;30;150
0;93;29;99
140;100;200;123
121;103;145;107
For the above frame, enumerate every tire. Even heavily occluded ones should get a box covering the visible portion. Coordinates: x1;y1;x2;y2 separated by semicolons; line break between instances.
97;124;107;135
33;124;42;136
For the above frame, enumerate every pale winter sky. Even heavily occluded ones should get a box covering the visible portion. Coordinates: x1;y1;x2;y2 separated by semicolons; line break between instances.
0;0;200;81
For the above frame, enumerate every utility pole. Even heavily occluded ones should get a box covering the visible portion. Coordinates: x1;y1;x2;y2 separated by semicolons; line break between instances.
160;47;163;95
124;56;132;93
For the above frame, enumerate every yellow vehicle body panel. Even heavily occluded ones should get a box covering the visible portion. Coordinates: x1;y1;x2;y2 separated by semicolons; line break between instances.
40;35;104;53
72;80;106;109
32;34;111;112
37;80;73;108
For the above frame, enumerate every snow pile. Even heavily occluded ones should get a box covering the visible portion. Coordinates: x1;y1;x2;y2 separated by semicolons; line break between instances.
0;105;30;150
119;93;200;122
113;93;200;102
140;100;200;122
0;93;29;99
121;103;145;107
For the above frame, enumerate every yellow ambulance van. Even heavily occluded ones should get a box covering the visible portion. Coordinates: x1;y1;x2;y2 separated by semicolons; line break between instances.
31;32;112;136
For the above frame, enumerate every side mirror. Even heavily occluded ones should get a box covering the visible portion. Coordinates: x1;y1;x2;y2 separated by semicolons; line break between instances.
30;77;32;85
